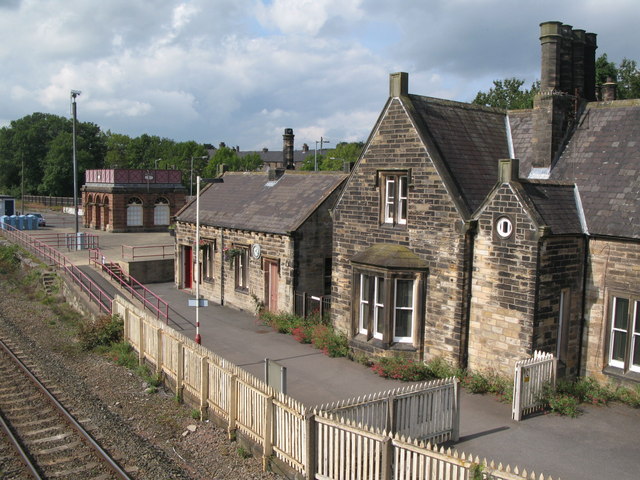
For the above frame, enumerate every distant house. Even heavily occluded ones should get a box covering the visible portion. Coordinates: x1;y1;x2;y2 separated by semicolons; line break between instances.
331;21;640;385
211;129;316;171
174;169;347;314
81;169;187;232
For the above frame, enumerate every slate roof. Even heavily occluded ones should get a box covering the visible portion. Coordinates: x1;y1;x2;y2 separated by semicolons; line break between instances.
508;109;535;177
550;100;640;239
517;181;583;235
407;95;510;214
176;171;347;235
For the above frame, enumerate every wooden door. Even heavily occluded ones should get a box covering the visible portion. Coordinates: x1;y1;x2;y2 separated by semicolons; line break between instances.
265;260;279;312
184;246;193;289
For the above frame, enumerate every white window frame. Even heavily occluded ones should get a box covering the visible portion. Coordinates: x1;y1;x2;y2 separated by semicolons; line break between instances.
153;197;170;225
373;277;385;340
126;197;143;226
608;296;640;373
383;174;408;225
358;274;369;334
202;240;215;282
393;279;414;343
235;246;249;290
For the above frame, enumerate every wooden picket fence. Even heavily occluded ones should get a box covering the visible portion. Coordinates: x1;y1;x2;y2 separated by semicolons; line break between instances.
317;378;460;444
512;351;557;421
115;294;556;480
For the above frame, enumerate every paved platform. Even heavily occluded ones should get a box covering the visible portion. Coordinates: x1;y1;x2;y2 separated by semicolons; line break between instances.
27;211;640;480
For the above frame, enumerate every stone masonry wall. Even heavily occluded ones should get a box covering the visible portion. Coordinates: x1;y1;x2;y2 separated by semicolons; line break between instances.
535;236;585;376
332;98;468;365
175;222;294;314
469;184;539;375
582;237;640;386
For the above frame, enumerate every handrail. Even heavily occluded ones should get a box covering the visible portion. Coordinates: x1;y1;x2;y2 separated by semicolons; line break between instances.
29;232;100;250
89;249;169;324
0;225;111;314
121;244;173;261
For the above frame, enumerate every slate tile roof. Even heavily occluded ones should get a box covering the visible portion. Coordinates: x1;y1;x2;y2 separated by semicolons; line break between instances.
518;181;583;235
550;100;640;238
176;171;347;235
508;109;535;177
407;95;510;213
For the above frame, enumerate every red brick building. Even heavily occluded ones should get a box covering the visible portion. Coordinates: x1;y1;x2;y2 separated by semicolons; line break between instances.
81;169;187;233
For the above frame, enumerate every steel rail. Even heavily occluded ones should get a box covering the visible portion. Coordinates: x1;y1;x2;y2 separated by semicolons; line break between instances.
0;337;132;480
0;408;43;479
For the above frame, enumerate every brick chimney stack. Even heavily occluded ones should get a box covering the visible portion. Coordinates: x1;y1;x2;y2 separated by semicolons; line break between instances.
283;128;295;170
531;21;597;174
602;77;618;101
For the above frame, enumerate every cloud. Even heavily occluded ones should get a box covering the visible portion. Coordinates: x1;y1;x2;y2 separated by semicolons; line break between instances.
0;0;638;151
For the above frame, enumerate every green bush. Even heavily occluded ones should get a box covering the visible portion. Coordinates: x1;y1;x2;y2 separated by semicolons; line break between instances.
542;384;581;417
371;356;433;381
557;377;613;406
0;244;20;274
425;357;462;379
462;371;492;394
260;311;305;334
77;314;124;350
310;324;349;357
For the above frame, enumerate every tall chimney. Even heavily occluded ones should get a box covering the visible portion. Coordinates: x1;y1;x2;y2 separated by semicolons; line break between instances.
584;32;598;101
559;24;574;94
283;128;295;170
390;72;409;97
540;21;563;91
571;29;586;97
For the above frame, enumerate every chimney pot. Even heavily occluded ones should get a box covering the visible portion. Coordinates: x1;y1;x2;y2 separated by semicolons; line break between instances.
283;128;295;170
499;159;520;183
602;78;617;101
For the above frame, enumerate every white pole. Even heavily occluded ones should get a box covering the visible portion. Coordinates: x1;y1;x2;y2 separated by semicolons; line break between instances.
195;175;201;344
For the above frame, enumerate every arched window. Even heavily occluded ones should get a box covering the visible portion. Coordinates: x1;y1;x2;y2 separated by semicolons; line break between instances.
126;197;143;226
154;197;170;225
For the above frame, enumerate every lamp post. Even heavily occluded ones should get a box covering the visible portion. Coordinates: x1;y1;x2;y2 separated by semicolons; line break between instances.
195;174;202;344
190;155;208;196
71;90;81;235
155;158;162;169
314;137;330;171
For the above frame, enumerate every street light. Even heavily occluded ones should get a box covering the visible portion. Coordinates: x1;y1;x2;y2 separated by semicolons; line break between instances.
190;155;208;196
155;158;162;169
314;137;330;171
195;174;202;344
71;90;81;236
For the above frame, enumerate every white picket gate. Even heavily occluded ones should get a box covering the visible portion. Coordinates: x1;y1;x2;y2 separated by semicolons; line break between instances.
512;351;557;421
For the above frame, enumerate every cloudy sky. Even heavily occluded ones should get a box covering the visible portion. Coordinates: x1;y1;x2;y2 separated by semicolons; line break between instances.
1;0;638;151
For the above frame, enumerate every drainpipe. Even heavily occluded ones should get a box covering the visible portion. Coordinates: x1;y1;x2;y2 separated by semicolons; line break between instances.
460;220;477;369
576;234;589;377
220;230;225;306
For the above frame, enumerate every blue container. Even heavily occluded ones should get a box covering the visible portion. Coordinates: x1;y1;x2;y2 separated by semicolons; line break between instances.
25;215;37;230
16;215;25;230
8;215;17;229
0;215;7;230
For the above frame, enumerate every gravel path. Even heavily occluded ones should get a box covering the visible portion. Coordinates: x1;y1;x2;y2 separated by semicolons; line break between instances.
0;257;282;480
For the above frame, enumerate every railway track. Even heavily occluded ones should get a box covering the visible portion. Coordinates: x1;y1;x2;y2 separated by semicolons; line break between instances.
0;336;132;480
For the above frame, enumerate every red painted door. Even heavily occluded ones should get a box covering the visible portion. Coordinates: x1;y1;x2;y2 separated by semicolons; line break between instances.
184;246;193;289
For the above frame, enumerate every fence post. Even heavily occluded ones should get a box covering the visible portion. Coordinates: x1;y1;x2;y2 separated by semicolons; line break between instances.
138;314;144;365
177;342;184;402
263;395;274;471
200;356;209;420
386;395;396;433
381;436;393;480
228;374;237;439
156;328;163;376
304;412;316;480
452;378;460;441
512;362;522;421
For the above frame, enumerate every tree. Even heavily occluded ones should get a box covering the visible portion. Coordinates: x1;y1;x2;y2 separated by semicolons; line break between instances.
616;58;640;99
472;78;539;110
595;53;617;87
300;141;364;171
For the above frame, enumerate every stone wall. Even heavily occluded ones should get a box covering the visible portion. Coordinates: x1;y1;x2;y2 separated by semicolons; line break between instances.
582;237;640;386
535;236;585;376
469;183;539;375
175;222;294;314
331;98;468;365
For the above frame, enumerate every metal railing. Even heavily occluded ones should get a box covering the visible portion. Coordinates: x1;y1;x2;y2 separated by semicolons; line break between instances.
89;249;169;323
294;291;331;320
30;232;99;250
121;244;174;261
0;224;111;314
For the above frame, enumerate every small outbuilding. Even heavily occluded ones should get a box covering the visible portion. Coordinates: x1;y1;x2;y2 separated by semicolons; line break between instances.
81;169;187;233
